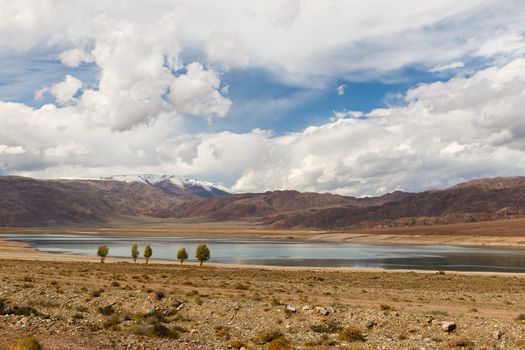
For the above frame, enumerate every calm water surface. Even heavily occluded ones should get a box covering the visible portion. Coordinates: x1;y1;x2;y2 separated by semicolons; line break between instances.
3;233;525;272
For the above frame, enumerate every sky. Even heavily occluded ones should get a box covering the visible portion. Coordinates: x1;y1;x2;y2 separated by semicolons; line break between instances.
1;0;525;196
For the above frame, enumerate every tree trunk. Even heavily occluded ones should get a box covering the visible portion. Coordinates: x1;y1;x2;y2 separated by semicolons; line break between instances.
200;260;203;266
145;258;149;264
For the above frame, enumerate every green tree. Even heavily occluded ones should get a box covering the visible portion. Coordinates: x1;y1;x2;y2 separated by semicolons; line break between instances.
195;244;210;266
131;244;139;263
177;247;188;265
144;245;153;264
97;245;109;263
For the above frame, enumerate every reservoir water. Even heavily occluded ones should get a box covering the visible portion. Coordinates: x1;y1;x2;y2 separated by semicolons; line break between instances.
2;233;525;272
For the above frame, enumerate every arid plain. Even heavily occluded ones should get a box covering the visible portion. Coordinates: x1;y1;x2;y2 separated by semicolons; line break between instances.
1;220;525;350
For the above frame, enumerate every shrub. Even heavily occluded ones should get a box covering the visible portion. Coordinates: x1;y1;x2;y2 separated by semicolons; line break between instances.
144;245;153;264
7;335;43;350
379;304;392;311
253;329;284;344
91;288;104;298
154;290;165;300
131;244;139;263
228;339;247;349
177;248;188;265
450;339;474;348
195;244;210;266
267;338;291;350
97;245;109;263
129;322;179;339
1;303;41;317
98;305;115;316
234;282;249;290
338;327;366;342
517;314;525;321
310;321;342;333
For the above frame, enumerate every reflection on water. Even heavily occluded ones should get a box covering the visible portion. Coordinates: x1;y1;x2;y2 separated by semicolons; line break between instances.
2;233;525;272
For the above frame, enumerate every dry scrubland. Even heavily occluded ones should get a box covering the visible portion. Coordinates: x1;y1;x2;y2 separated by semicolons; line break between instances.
1;260;525;349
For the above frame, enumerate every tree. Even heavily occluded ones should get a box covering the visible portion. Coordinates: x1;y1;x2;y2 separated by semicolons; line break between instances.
177;248;188;265
195;244;210;266
144;245;153;264
131;244;139;263
97;245;109;263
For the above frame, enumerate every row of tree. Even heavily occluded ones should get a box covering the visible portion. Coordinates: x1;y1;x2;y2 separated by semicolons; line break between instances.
97;243;211;266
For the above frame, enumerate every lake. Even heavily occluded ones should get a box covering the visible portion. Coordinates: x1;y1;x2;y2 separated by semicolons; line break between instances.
2;233;525;272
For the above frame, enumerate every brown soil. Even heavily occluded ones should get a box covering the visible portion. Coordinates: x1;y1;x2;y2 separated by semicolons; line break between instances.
1;257;525;349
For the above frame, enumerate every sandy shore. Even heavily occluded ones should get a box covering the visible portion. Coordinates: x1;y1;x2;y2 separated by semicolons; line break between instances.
1;237;524;278
2;218;525;247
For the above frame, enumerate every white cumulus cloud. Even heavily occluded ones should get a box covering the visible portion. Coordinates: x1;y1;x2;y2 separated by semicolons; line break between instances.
170;63;232;120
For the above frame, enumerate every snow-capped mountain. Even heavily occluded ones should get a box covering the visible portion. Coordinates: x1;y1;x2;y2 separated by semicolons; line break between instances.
99;174;232;198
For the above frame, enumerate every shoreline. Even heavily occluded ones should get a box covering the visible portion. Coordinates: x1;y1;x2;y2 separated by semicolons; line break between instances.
3;223;525;248
1;238;524;277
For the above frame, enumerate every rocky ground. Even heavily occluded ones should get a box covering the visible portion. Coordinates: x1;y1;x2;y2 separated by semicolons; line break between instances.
1;259;525;349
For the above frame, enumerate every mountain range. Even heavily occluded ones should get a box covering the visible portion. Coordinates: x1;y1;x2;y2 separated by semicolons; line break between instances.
0;175;524;228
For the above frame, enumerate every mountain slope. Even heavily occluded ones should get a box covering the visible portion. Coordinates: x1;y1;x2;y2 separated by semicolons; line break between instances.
0;175;230;226
263;178;525;229
99;174;231;198
1;175;525;228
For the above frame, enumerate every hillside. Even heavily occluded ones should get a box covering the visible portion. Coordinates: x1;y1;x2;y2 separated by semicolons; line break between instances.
0;175;229;226
0;175;524;228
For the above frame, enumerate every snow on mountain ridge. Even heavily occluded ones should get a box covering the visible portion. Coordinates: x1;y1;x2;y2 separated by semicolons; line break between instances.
99;174;231;193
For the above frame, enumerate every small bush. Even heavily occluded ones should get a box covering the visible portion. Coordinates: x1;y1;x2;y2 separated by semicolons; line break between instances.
516;314;525;321
379;304;392;311
102;314;121;330
228;339;247;349
253;329;284;344
310;321;342;333
7;335;43;350
450;339;474;348
267;338;291;350
304;333;338;347
98;305;115;316
1;304;41;317
154;290;165;300
129;322;179;339
234;283;249;290
72;313;84;320
91;288;104;298
338;327;366;342
111;281;120;287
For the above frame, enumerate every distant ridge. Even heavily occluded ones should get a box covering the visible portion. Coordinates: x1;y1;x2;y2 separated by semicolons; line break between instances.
0;175;524;228
98;174;231;198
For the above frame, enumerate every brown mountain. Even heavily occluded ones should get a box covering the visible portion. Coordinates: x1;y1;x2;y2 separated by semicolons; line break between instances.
0;175;229;226
1;175;524;228
263;177;525;229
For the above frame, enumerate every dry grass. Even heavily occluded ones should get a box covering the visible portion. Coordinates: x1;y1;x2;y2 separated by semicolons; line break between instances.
7;335;43;350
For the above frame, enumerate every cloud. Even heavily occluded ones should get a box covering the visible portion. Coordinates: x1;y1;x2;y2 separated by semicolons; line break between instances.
2;1;525;195
35;74;83;105
2;59;525;194
170;63;232;120
159;59;525;196
429;61;464;73
2;1;525;86
44;142;90;157
0;145;26;155
336;84;347;96
476;32;525;58
59;48;94;67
